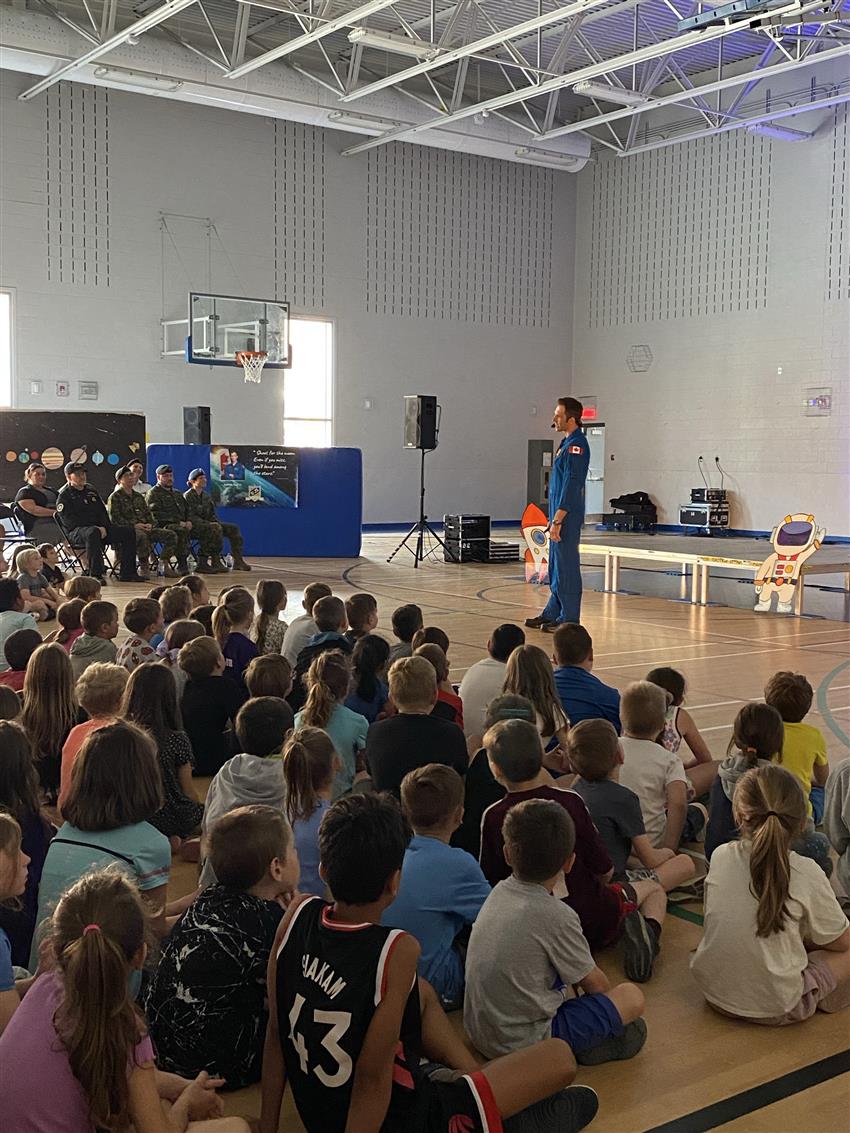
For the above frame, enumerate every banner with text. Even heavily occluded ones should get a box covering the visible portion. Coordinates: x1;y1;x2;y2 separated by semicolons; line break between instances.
209;445;299;508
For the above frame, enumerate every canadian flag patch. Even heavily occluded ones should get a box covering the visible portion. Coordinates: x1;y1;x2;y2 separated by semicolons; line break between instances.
568;445;583;454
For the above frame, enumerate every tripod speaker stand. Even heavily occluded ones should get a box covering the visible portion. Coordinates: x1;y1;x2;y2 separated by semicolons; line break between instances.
387;446;455;567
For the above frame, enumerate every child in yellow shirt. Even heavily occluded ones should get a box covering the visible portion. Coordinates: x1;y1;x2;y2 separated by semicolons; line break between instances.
764;671;829;822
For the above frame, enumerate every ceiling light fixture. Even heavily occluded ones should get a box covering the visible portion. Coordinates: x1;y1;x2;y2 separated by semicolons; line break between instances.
746;121;814;140
347;28;442;61
515;146;584;169
572;80;654;106
92;66;184;92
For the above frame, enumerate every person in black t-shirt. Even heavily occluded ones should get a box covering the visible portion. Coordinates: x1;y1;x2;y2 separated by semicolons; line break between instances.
365;656;468;797
178;636;247;776
13;462;59;538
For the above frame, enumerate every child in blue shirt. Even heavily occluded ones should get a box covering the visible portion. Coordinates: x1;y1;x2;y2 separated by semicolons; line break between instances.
383;763;491;1009
294;651;368;797
282;726;341;897
552;623;621;732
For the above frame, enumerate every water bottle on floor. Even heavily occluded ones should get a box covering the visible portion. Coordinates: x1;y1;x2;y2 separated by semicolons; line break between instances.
186;552;196;573
225;553;234;571
157;559;165;580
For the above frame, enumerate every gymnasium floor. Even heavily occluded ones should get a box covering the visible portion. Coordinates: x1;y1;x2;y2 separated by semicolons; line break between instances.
159;533;850;1132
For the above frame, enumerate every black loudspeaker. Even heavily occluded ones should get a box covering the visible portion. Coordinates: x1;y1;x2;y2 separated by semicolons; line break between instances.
183;405;211;445
403;395;438;450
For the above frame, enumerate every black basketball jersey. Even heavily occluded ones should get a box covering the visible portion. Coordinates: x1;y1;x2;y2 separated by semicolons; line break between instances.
275;896;425;1133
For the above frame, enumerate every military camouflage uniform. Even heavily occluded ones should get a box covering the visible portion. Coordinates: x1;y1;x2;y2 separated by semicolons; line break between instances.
108;488;178;563
183;488;245;558
145;485;195;563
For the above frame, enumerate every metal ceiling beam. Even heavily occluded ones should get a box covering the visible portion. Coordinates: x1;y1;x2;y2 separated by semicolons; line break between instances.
34;0;99;45
339;0;616;103
231;1;251;68
541;41;850;140
19;0;198;100
340;0;828;154
226;0;398;79
100;0;117;39
542;16;585;132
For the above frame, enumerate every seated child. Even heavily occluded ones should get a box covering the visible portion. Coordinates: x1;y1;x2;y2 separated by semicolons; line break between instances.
69;600;119;680
480;719;657;978
36;544;66;592
0;869;248;1132
344;633;389;723
343;591;377;646
15;547;60;622
200;696;294;885
0;686;21;720
411;626;450;654
282;726;340;897
707;702;832;873
43;598;85;652
160;584;192;635
260;791;598;1133
294;651;368;798
618;681;706;849
459;623;527;743
190;602;215;635
551;624;621;732
387;601;423;664
646;667;718;796
159;617;205;702
0;813;32;1036
569;718;697;902
0;629;42;691
62;575;101;603
415;642;464;728
179;636;248;776
765;670;829;824
178;572;211;609
245;653;293;700
288;596;352;712
825;759;850;909
144;805;298;1089
281;581;332;666
466;799;647;1064
58;661;128;810
213;587;258;691
0;580;38;674
116;597;163;671
692;764;850;1024
383;764;491;1008
252;579;289;654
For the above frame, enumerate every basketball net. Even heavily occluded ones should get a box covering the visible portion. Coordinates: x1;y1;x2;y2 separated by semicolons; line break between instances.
236;350;268;384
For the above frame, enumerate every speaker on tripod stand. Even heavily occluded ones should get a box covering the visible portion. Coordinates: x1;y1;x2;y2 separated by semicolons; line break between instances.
388;396;451;568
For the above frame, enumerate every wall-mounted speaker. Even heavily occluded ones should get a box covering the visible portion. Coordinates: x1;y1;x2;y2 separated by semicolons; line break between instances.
183;405;211;446
403;395;438;451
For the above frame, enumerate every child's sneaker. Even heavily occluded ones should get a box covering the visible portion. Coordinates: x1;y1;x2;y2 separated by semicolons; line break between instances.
576;1018;647;1065
505;1085;600;1133
622;909;658;983
683;801;708;842
666;877;705;903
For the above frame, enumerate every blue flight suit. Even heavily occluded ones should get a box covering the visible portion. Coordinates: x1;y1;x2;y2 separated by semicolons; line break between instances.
542;428;590;625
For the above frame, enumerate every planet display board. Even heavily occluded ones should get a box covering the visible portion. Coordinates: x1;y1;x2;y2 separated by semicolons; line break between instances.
0;411;146;502
209;445;299;509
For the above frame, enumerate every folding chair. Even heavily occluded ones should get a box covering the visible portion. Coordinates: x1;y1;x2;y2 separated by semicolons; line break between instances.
0;504;35;555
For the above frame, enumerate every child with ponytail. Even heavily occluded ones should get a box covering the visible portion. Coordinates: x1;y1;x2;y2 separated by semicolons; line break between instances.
251;579;288;655
294;650;367;798
212;587;257;691
282;726;340;896
0;869;249;1131
692;764;850;1024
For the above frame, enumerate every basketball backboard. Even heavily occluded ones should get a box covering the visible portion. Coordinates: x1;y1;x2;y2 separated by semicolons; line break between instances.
186;292;290;368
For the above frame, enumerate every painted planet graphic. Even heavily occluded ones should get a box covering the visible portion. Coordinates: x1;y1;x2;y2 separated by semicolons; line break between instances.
5;451;17;462
41;447;64;469
30;452;39;460
91;451;104;466
107;453;120;465
70;447;87;464
18;452;29;463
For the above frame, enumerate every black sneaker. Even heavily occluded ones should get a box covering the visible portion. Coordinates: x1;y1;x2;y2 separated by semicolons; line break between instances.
576;1017;647;1065
622;909;657;983
541;621;564;634
524;615;549;629
505;1086;600;1133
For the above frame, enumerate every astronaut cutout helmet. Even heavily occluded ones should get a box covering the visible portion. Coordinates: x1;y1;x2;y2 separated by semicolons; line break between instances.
772;514;818;554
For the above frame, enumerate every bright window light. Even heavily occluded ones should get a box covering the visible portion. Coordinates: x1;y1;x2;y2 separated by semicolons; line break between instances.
0;291;13;408
284;318;333;447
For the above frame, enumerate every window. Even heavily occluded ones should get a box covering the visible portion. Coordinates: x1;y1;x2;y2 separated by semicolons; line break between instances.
0;289;13;408
283;317;333;447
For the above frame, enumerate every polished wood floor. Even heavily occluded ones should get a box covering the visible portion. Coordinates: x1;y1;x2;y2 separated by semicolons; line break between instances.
154;534;850;1132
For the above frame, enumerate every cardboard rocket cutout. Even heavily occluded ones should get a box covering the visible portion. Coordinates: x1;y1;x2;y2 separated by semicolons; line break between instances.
754;513;826;614
521;503;550;585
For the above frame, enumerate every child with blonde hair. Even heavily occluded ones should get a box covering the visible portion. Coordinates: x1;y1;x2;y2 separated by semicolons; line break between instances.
282;726;340;896
504;643;569;750
294;650;367;797
15;546;60;621
59;662;129;810
62;575;101;603
251;579;288;654
212;587;257;690
693;764;850;1024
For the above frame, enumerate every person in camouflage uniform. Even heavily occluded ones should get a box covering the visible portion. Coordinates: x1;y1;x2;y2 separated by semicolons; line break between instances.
184;468;251;573
145;465;197;573
108;466;179;576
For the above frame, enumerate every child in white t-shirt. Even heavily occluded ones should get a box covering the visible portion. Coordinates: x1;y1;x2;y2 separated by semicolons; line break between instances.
692;764;850;1024
618;681;706;850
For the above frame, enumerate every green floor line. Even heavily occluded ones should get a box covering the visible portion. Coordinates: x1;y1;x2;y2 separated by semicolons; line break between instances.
668;904;704;926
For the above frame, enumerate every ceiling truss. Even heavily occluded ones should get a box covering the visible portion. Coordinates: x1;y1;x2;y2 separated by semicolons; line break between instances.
12;0;850;156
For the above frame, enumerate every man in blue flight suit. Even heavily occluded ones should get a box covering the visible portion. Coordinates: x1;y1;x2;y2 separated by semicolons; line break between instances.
526;397;590;632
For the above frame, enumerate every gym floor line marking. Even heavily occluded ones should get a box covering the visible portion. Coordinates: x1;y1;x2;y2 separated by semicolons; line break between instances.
595;646;787;673
641;1050;850;1133
667;905;704;926
817;660;850;751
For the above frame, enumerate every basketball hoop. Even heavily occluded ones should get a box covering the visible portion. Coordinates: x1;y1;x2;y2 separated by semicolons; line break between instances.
235;350;268;384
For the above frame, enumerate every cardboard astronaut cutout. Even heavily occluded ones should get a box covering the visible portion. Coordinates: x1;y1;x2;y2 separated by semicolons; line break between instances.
521;503;550;584
754;513;826;614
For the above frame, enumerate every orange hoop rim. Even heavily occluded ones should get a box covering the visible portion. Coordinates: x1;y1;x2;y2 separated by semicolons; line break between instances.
235;350;268;364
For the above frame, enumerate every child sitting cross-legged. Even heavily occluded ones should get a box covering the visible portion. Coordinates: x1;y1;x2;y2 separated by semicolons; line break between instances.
15;546;60;622
58;661;129;811
179;637;248;777
116;597;164;672
294;650;368;799
69;600;119;680
466;799;646;1065
200;696;294;886
480;719;659;982
252;579;289;655
0;869;250;1133
0;628;42;692
692;764;850;1025
569;718;696;909
282;726;340;898
383;764;491;1009
344;633;390;724
144;805;299;1090
160;618;205;702
645;667;718;797
618;681;707;850
259;791;600;1133
36;543;66;592
765;670;829;826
